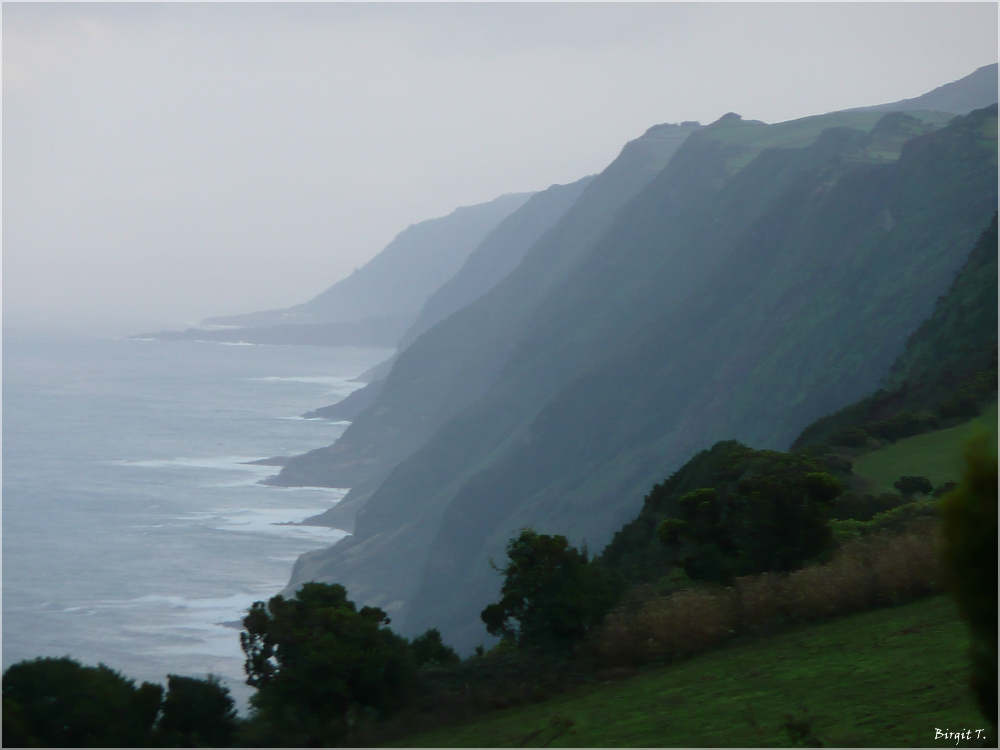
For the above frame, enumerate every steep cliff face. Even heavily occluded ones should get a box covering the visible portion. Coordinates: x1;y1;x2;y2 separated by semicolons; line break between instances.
396;176;597;352
296;177;595;421
269;122;700;507
285;105;996;652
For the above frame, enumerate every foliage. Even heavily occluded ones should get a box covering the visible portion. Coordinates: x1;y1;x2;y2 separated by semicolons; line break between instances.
893;474;933;497
649;447;840;583
829;500;939;543
939;431;999;731
158;674;238;747
481;529;623;650
410;629;461;668
1;657;162;748
827;490;902;521
603;442;845;586
240;582;414;746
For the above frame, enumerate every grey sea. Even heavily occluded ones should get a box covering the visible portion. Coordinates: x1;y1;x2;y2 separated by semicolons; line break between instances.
2;332;390;708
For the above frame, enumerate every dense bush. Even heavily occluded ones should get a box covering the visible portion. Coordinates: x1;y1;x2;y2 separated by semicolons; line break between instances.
240;582;414;746
830;426;869;447
828;490;902;521
158;674;237;747
410;629;461;668
893;475;933;497
481;529;623;651
864;411;937;441
2;657;162;748
2;658;241;749
939;432;998;731
654;450;841;583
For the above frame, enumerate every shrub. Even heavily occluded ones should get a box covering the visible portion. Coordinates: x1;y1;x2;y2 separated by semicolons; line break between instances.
830;427;869;447
411;629;461;668
240;582;414;746
481;529;623;651
939;432;998;730
864;411;935;441
2;657;162;748
655;454;841;583
893;475;933;497
158;674;237;747
829;491;902;521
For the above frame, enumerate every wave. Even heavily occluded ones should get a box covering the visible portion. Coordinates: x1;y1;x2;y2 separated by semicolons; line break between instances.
111;456;279;473
253;376;356;386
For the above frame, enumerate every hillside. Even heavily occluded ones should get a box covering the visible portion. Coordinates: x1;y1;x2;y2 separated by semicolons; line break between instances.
301;176;595;420
604;212;997;584
200;191;533;332
393;597;980;748
398;176;597;353
282;102;996;652
269;121;700;501
793;212;998;450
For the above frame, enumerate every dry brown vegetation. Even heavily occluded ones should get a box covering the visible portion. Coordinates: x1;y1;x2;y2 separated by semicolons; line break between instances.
588;520;942;666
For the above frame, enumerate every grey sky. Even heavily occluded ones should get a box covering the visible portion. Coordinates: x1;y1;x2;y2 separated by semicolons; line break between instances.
4;3;997;334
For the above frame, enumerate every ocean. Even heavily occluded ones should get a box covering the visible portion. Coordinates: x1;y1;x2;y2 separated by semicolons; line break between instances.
2;332;392;708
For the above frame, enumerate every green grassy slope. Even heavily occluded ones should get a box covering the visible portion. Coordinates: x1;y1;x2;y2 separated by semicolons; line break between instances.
854;403;998;492
395;597;983;748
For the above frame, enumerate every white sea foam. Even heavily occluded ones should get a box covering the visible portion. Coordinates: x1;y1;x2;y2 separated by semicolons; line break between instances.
254;376;355;386
4;335;393;710
112;456;278;473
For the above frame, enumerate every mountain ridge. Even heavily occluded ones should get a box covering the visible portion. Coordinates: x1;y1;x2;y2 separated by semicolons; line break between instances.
287;105;996;652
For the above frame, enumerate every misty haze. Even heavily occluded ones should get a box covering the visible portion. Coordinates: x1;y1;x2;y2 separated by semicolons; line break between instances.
3;4;997;747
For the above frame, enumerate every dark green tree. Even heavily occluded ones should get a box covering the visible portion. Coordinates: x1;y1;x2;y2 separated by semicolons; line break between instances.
157;674;238;747
2;657;162;747
893;475;933;497
481;529;622;650
939;432;998;734
656;450;841;583
410;629;460;668
240;582;414;746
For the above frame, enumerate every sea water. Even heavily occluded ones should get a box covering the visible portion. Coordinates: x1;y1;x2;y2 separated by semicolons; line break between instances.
2;333;392;708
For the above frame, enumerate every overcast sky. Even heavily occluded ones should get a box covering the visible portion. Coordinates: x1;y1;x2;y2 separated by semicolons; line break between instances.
4;3;997;334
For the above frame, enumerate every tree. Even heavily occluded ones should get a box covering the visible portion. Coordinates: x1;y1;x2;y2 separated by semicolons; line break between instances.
481;529;622;650
2;657;162;747
656;451;841;582
157;674;238;747
240;582;414;745
410;629;460;668
893;475;933;497
939;432;998;734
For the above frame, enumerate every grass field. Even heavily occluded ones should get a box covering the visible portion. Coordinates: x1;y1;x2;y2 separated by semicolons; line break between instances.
853;404;998;492
393;596;985;748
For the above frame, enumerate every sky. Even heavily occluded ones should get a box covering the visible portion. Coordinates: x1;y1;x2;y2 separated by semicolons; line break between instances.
3;3;997;335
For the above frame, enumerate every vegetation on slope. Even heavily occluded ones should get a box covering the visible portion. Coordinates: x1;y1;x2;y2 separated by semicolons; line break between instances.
396;597;983;748
852;403;997;492
793;212;998;452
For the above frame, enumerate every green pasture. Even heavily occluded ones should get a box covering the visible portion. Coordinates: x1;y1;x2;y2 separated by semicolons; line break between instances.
853;403;998;492
393;596;983;748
